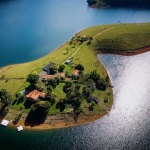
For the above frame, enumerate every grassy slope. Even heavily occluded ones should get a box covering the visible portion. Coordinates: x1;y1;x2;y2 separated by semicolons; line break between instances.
0;24;114;95
0;22;150;116
91;23;150;52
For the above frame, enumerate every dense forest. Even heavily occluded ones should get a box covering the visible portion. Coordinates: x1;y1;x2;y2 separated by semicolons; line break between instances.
87;0;150;7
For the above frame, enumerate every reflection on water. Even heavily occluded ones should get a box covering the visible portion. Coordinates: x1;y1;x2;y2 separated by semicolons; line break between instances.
97;52;150;149
1;52;150;150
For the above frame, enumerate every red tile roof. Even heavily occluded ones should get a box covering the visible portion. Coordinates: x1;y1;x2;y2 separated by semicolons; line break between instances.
26;90;46;101
39;92;46;98
43;75;54;79
26;90;40;101
72;70;79;76
60;72;65;77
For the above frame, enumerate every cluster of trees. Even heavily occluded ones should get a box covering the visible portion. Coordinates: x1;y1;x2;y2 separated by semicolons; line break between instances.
69;35;93;47
24;63;108;122
31;101;51;114
27;74;39;86
0;89;12;118
87;0;150;7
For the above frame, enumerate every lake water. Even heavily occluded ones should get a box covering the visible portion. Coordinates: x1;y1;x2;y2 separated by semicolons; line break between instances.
0;0;150;150
0;0;150;67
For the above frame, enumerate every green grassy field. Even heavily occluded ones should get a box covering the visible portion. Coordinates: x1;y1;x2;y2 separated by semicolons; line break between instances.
1;22;150;120
91;23;150;52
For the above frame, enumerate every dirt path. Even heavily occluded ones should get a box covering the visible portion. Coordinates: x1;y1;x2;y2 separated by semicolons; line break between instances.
62;26;115;64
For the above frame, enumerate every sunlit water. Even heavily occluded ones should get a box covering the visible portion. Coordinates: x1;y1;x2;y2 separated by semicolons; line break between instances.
1;52;150;149
1;0;150;149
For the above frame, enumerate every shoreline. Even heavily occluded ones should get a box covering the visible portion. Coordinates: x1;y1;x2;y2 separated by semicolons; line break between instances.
98;45;150;56
8;112;108;130
1;46;150;130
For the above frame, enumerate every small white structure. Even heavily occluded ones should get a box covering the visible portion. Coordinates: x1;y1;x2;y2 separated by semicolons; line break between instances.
1;119;9;126
17;126;23;131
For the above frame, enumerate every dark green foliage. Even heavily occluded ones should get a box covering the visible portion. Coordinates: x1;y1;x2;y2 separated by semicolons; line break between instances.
65;81;72;88
86;79;96;91
56;98;66;112
0;107;9;118
46;93;56;105
31;101;51;114
82;87;91;97
90;70;100;83
96;78;108;91
89;102;95;111
104;98;108;103
54;77;60;84
16;93;21;98
49;65;57;74
47;85;53;92
87;0;150;7
75;64;84;71
17;95;26;104
27;74;39;86
0;89;12;105
58;65;65;72
13;112;22;124
47;78;58;88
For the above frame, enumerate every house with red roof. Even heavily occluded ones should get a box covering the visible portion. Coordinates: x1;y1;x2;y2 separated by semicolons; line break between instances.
26;90;46;101
72;70;79;78
60;72;65;78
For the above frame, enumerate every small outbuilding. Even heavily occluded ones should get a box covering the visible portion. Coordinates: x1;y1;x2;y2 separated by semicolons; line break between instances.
60;72;65;78
92;96;99;104
65;59;72;64
43;62;56;72
72;69;79;77
43;75;54;80
1;119;9;126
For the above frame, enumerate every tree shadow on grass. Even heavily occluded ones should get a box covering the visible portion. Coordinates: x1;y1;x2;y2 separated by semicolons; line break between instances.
24;110;46;127
11;99;17;105
56;102;65;112
23;100;35;109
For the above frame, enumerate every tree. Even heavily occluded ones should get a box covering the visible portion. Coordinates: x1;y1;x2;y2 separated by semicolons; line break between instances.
54;77;60;84
89;101;95;111
58;65;65;72
13;112;22;124
47;79;58;88
27;74;39;86
47;85;53;92
31;101;51;114
86;79;96;91
49;65;57;74
82;87;91;97
90;70;100;83
0;89;12;105
0;107;9;118
75;64;84;71
46;93;56;105
65;81;72;88
96;78;108;91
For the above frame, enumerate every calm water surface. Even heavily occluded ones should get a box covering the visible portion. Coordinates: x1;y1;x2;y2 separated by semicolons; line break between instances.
0;0;150;67
1;52;150;150
1;0;150;150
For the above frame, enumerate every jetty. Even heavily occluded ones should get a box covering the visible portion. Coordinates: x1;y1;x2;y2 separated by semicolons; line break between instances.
17;126;23;131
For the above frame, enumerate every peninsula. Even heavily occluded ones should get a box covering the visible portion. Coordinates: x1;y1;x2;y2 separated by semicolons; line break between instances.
0;22;150;130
